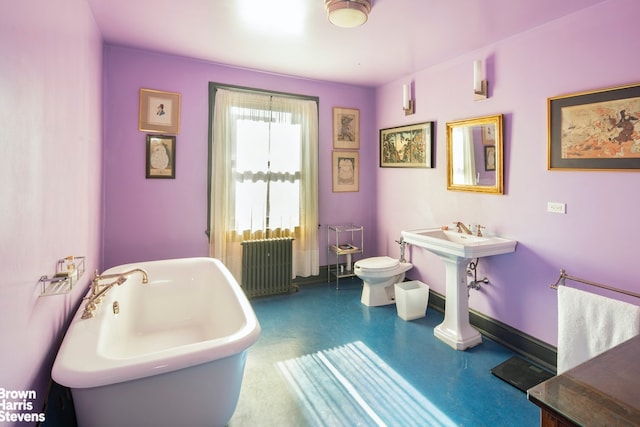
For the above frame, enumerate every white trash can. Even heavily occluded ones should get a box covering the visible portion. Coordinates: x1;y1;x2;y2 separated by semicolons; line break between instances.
394;281;430;321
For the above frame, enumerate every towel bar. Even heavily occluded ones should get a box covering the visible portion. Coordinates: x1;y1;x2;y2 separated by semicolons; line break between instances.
551;269;640;300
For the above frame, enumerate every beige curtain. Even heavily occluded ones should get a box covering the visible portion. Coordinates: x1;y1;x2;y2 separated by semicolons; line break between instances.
452;126;477;185
209;88;319;281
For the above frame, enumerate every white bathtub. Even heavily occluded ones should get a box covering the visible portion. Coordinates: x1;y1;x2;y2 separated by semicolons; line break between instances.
52;257;261;427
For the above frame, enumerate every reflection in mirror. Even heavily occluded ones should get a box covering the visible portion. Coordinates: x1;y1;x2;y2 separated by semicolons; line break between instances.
447;114;503;194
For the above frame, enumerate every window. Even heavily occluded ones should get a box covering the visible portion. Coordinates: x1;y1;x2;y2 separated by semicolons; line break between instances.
208;84;319;279
233;107;301;233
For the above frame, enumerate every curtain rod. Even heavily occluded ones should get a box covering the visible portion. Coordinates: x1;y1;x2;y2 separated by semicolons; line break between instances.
551;269;640;299
209;82;319;103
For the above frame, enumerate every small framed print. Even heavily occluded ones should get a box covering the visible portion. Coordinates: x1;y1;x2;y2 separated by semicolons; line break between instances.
146;134;175;179
484;145;496;171
482;124;496;145
333;107;360;149
332;150;359;192
139;88;181;134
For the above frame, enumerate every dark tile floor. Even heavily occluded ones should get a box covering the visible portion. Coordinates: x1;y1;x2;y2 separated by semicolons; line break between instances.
229;278;540;426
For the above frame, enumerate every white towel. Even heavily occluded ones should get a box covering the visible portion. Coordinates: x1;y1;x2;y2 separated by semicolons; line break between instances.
557;286;640;374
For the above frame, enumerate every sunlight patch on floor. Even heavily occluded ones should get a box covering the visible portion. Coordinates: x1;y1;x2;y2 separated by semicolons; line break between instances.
277;341;456;427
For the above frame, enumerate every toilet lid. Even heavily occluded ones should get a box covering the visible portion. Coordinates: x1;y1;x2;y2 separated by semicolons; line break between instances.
356;256;399;271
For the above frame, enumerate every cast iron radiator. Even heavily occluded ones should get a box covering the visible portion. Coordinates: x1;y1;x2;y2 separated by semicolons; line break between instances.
241;238;294;297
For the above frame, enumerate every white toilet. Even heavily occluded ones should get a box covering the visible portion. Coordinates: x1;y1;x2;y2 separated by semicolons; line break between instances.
354;256;413;306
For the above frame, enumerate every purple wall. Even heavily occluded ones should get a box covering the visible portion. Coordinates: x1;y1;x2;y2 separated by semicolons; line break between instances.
376;0;640;346
103;47;377;269
0;0;103;417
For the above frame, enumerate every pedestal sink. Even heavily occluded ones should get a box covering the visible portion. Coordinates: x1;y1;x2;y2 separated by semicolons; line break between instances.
401;228;517;350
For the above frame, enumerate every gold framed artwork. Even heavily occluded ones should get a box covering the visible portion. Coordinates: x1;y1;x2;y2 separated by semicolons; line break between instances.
332;150;359;192
139;88;181;134
333;107;360;149
380;121;434;168
146;134;176;179
548;82;640;170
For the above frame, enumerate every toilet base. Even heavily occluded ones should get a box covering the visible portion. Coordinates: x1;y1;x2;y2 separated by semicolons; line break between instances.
361;282;396;307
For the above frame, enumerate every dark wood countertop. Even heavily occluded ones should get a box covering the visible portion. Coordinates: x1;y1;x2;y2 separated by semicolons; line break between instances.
527;335;640;426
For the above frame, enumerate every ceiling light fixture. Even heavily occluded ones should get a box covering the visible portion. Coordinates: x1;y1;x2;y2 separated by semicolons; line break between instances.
325;0;371;28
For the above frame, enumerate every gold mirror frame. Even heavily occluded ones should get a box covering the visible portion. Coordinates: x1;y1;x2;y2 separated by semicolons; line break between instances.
446;114;504;194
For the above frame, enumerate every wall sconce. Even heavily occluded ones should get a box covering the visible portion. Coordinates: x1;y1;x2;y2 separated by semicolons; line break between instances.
403;83;414;115
473;59;488;101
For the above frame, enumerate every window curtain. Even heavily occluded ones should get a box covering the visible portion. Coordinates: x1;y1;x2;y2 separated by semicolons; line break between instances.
209;88;319;281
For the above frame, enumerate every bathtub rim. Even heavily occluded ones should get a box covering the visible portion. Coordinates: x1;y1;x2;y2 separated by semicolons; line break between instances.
52;257;261;389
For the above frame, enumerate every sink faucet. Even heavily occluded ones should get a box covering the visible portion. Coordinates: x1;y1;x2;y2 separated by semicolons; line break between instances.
82;268;148;319
395;237;408;263
454;222;472;235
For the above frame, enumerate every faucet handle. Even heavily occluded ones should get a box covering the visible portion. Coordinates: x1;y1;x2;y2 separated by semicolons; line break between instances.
475;225;485;237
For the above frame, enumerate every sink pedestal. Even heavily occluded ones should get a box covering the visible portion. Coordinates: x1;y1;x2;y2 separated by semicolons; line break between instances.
433;256;482;350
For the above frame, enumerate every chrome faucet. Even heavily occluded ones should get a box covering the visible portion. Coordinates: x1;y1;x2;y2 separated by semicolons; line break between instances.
82;268;148;319
395;237;408;263
454;221;472;235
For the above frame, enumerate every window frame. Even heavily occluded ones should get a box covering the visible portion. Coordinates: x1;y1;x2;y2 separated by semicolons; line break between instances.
206;82;319;238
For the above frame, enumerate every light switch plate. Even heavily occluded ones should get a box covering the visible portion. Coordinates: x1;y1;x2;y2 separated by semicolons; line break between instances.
547;202;566;214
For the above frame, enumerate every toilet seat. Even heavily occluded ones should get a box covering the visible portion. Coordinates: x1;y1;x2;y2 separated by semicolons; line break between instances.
355;256;399;272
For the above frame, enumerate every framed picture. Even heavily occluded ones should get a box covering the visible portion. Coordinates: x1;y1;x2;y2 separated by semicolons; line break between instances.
484;145;496;171
380;121;434;168
548;82;640;170
333;107;360;149
482;124;495;145
139;88;181;134
332;150;359;192
146;134;176;179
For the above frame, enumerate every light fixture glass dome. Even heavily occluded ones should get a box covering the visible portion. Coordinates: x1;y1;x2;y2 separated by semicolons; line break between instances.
325;0;371;28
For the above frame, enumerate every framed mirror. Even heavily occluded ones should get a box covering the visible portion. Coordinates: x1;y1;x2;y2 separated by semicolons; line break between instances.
446;114;504;194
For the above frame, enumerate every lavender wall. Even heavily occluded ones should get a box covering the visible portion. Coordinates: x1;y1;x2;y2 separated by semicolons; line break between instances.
376;0;640;346
102;47;377;270
0;0;103;418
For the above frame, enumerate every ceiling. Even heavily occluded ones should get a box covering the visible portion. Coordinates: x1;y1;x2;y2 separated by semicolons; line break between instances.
87;0;607;87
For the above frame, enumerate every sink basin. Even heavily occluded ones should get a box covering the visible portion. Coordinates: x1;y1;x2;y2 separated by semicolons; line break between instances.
401;228;517;259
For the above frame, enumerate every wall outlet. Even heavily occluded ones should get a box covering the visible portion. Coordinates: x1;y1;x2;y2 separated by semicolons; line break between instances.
547;202;566;214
